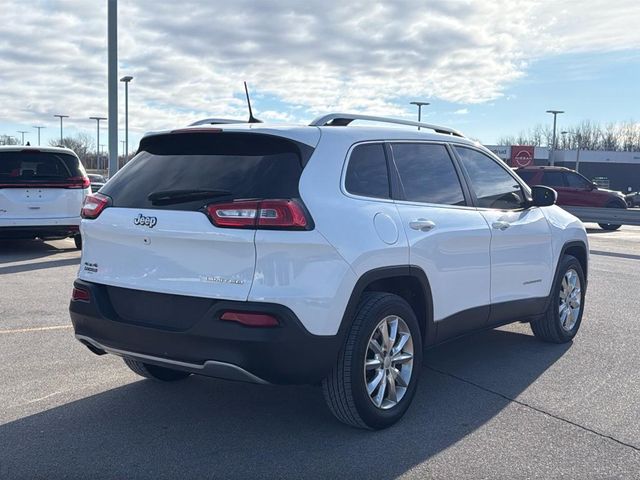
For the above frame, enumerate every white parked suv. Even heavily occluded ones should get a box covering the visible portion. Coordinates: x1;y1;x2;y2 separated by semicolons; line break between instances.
1;145;89;248
70;114;589;429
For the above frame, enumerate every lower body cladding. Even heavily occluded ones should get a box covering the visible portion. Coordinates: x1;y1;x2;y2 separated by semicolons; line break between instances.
69;279;344;385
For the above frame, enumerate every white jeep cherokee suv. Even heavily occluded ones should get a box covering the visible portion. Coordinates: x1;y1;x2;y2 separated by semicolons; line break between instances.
70;114;588;429
1;145;90;248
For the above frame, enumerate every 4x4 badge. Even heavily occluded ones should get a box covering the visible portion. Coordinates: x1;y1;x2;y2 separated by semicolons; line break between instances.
133;214;157;228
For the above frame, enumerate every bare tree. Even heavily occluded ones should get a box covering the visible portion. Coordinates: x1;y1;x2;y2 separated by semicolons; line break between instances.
50;133;95;168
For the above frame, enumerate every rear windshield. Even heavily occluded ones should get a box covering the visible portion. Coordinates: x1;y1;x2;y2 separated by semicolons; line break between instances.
0;151;82;184
101;132;313;211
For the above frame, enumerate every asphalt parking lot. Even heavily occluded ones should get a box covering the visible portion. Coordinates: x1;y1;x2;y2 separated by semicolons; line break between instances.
1;226;639;479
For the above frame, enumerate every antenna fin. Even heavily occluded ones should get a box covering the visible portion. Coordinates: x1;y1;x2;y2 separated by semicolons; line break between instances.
244;81;262;124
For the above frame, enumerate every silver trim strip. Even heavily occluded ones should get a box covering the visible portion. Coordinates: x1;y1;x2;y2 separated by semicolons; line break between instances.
76;335;269;384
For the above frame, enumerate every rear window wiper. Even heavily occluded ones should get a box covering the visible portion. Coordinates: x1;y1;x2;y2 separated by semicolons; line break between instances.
148;189;231;205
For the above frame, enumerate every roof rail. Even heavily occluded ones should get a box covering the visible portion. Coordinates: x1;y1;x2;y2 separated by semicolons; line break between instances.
189;118;247;126
309;113;464;137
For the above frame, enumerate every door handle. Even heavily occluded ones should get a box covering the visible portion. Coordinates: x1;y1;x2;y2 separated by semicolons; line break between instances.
492;221;511;231
409;219;436;232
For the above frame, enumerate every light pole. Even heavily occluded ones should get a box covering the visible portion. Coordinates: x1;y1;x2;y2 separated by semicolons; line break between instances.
120;75;133;162
100;144;106;170
410;101;430;130
33;126;45;145
120;140;126;159
89;116;107;171
561;131;582;172
17;130;29;145
546;110;564;166
54;114;69;144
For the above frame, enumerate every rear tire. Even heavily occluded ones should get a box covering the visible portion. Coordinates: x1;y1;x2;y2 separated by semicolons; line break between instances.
322;292;422;430
123;357;191;381
74;234;82;250
530;255;585;343
599;201;625;231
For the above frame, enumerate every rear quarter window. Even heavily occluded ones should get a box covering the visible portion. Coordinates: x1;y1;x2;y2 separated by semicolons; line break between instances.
345;143;390;199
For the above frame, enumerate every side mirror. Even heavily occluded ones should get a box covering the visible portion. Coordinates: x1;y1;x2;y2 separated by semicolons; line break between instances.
590;182;598;190
530;185;557;207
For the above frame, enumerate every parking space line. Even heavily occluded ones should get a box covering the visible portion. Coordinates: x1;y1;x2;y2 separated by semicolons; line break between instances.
0;325;72;335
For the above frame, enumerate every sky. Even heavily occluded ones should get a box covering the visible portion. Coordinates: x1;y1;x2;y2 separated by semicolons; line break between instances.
0;0;639;152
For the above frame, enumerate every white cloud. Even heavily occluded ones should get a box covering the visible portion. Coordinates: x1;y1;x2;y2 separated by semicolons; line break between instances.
453;109;470;115
0;0;638;139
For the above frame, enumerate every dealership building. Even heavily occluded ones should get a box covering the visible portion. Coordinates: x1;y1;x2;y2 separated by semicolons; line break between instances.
485;145;640;193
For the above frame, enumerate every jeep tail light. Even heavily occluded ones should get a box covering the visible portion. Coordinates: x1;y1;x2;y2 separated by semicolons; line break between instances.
71;286;91;303
220;311;279;327
81;193;111;219
205;199;309;229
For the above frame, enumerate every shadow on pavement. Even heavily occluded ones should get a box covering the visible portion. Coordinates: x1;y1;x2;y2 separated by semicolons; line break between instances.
0;256;80;275
0;239;76;264
0;329;570;479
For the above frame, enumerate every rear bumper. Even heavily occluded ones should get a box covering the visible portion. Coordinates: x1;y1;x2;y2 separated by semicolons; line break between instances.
69;279;344;385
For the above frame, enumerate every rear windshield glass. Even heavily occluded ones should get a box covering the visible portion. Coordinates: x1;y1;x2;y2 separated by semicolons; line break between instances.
0;151;82;184
101;132;312;211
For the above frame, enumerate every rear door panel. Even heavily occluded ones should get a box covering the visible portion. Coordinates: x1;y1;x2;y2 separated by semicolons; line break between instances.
0;187;84;220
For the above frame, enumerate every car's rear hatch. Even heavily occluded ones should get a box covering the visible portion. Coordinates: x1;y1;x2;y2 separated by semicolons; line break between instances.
0;149;87;220
79;129;315;302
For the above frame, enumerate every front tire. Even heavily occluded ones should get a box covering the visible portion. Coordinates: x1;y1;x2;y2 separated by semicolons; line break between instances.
530;255;585;343
322;292;422;429
599;201;625;231
123;357;192;381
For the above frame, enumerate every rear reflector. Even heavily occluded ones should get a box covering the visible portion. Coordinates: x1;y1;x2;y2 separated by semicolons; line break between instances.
205;199;308;229
220;311;279;327
71;287;91;302
81;193;111;219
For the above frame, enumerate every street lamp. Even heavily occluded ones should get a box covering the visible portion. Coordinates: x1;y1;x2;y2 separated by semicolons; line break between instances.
561;131;582;172
120;139;126;159
120;75;133;163
17;130;29;145
33;126;45;146
410;101;430;130
89;116;107;171
54;114;69;144
546;110;564;166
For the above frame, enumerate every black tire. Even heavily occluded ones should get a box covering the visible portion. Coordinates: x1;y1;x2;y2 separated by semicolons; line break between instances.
123;357;191;381
599;201;625;231
322;292;423;430
530;255;586;343
74;234;82;250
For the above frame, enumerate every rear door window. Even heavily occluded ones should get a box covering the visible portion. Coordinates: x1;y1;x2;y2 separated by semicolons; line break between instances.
101;132;313;211
0;151;82;185
391;143;466;205
541;171;566;187
345;143;390;199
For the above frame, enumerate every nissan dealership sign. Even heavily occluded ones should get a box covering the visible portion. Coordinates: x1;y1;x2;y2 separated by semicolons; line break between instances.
510;145;535;167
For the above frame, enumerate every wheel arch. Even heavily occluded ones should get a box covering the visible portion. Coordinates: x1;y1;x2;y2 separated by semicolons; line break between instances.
560;240;589;282
338;266;435;346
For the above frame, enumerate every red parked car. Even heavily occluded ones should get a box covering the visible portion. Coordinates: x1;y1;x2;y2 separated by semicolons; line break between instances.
516;166;627;230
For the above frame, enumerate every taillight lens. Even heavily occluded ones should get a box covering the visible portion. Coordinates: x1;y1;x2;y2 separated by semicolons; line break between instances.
66;176;91;189
220;311;279;327
81;193;111;219
71;286;91;302
205;199;309;230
